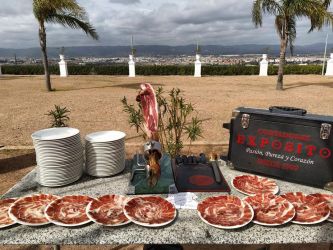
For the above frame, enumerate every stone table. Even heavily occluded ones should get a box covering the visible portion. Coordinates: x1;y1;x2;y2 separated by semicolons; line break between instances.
0;162;332;245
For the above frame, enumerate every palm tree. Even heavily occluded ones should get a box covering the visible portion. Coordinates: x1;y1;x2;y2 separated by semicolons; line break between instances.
33;0;98;91
252;0;333;90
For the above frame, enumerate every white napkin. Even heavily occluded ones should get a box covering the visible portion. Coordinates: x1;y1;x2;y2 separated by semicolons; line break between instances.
166;192;198;209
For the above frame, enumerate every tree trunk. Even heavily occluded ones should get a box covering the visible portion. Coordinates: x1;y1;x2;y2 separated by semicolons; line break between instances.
277;38;287;90
39;22;52;91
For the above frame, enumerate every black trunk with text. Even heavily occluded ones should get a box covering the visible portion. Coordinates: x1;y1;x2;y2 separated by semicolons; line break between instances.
224;106;333;189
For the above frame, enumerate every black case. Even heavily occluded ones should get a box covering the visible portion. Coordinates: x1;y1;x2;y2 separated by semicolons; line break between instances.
224;106;333;189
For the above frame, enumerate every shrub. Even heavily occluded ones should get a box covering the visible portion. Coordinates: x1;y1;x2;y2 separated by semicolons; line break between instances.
1;64;323;76
2;65;59;75
122;87;203;158
46;105;70;127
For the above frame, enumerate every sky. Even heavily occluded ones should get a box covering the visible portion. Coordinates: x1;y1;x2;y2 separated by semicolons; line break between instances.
0;0;332;48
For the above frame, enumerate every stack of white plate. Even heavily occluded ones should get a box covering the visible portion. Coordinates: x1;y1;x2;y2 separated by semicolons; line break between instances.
31;127;84;187
85;131;126;177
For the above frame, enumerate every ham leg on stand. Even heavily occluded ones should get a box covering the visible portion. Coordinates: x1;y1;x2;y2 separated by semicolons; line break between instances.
136;83;161;187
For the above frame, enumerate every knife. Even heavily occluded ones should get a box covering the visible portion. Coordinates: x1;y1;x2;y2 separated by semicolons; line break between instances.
211;161;222;184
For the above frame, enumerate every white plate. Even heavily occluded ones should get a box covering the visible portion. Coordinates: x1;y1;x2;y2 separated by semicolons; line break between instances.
231;175;279;196
36;144;82;151
85;131;126;143
86;151;125;157
85;156;125;162
38;167;82;175
86;169;124;177
85;141;124;146
280;192;331;225
44;196;92;227
85;140;125;145
243;198;295;227
86;163;124;169
39;164;82;173
86;164;125;170
86;164;124;170
33;137;81;146
37;155;83;163
86;163;124;168
86;196;131;227
85;145;124;151
39;172;81;179
86;162;124;167
38;162;83;169
85;157;125;163
37;151;83;158
34;136;81;145
38;170;82;181
32;128;80;141
35;145;82;151
85;149;124;155
38;168;82;176
0;221;16;229
0;198;18;229
291;212;330;225
86;148;124;153
38;163;83;170
197;198;254;230
38;176;81;187
34;143;82;151
123;196;177;228
39;171;81;179
36;153;83;160
37;151;83;160
8;194;59;226
86;149;125;154
37;155;83;164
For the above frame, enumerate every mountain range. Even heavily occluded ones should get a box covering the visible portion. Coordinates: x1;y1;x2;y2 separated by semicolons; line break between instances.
0;44;330;58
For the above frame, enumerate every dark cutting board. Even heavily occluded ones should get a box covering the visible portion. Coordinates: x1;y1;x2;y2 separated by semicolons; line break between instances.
173;162;230;192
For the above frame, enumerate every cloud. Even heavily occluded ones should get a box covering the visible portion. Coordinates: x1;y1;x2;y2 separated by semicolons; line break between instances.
109;0;140;5
0;0;331;49
173;0;251;25
0;0;32;16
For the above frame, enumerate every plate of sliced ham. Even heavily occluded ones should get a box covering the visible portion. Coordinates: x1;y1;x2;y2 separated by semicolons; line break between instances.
197;195;254;229
123;196;176;227
86;194;130;226
232;175;279;196
244;193;295;226
308;193;333;222
0;198;17;229
8;194;59;226
45;195;94;227
280;192;330;225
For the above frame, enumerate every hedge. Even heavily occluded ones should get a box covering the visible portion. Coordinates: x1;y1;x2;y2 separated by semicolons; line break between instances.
1;64;323;76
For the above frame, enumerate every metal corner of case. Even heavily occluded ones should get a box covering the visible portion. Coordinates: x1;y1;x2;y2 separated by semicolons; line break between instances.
324;182;333;192
232;109;240;118
226;161;235;169
320;123;332;140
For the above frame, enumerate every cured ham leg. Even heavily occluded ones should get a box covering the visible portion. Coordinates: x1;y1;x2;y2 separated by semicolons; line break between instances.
136;83;161;187
136;83;159;140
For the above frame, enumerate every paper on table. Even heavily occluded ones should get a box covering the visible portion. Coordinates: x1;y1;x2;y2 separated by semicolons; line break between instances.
166;192;198;209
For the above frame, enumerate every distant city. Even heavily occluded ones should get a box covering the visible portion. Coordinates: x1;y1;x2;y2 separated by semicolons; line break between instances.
0;44;330;66
0;54;326;67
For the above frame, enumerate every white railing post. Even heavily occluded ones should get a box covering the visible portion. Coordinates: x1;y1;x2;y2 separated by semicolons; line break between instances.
325;53;333;76
58;54;68;77
129;54;135;77
259;54;268;76
194;54;201;77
